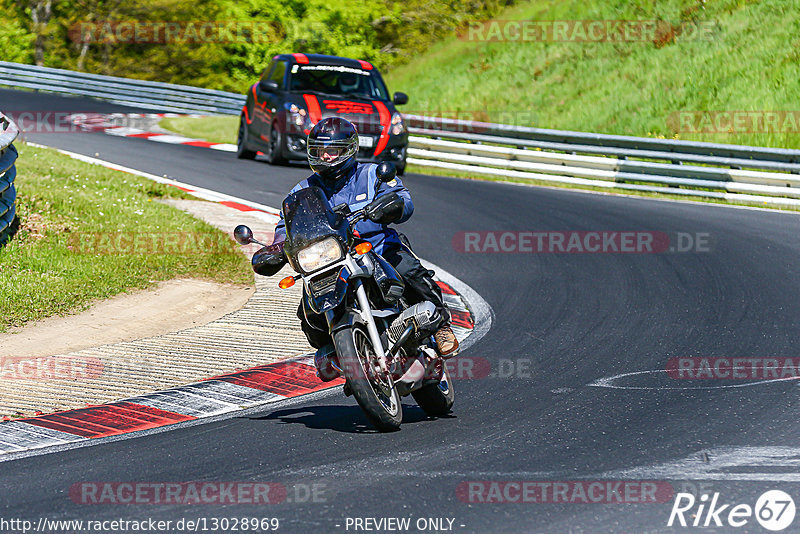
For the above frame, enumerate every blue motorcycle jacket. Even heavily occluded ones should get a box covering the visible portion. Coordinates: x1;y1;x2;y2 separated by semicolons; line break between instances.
272;162;414;255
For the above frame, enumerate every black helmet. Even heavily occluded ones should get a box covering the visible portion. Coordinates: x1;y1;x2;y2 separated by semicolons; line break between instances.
307;117;358;184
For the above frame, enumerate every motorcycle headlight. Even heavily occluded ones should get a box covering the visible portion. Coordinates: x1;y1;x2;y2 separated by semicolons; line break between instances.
297;237;344;273
391;112;405;136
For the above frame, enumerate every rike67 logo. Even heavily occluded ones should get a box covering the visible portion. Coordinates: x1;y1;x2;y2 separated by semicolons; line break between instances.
668;490;796;531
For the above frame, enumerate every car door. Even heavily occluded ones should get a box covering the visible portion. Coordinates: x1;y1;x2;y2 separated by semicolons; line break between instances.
257;60;287;145
250;63;273;145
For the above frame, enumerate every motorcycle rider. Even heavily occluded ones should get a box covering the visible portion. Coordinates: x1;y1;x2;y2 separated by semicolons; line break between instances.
252;117;459;362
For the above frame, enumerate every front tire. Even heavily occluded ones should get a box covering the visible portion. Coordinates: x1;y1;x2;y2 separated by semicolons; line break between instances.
237;117;257;160
412;360;454;416
267;121;288;165
334;326;402;432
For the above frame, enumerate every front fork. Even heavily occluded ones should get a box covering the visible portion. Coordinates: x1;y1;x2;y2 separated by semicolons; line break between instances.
353;279;389;374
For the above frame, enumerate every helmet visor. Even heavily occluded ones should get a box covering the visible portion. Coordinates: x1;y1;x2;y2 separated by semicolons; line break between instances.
307;136;358;171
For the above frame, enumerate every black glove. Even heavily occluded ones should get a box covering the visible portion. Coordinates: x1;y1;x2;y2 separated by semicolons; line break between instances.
365;192;404;225
252;243;287;277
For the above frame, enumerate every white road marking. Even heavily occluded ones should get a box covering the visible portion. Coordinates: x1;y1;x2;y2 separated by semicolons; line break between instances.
588;369;800;390
104;127;146;136
596;446;800;482
208;143;237;152
147;134;196;144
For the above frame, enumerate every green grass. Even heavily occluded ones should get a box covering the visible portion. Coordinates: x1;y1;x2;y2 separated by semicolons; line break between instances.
160;115;239;145
0;143;251;332
384;0;800;149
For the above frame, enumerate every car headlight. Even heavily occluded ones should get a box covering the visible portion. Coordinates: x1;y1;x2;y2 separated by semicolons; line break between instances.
289;104;308;128
391;112;405;136
297;237;344;273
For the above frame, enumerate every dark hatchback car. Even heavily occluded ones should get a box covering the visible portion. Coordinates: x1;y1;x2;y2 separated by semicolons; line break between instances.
237;53;409;174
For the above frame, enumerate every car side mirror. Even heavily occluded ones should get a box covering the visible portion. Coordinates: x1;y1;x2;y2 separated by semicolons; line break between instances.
392;92;408;106
259;80;279;92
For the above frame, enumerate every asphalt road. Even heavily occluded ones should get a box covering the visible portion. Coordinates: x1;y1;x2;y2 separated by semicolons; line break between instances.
3;88;800;533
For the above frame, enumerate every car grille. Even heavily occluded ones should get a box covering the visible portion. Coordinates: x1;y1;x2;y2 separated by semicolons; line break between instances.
358;147;377;158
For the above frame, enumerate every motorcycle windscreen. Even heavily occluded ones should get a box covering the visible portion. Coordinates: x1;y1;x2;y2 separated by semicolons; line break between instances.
282;186;347;255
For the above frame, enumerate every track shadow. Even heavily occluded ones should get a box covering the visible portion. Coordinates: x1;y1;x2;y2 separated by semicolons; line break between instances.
249;403;455;434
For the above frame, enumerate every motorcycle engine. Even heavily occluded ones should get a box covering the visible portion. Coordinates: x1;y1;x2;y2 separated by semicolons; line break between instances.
387;301;442;344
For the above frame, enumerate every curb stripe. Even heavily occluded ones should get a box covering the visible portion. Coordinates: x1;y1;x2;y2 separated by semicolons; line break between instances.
215;361;343;396
450;309;474;329
25;403;195;438
437;281;458;295
68;113;238;152
220;200;262;212
183;140;216;148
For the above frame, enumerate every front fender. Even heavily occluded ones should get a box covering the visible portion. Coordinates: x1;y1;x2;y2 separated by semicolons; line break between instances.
327;308;363;336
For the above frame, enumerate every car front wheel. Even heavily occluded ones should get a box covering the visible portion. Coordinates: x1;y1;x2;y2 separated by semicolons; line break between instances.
236;117;257;160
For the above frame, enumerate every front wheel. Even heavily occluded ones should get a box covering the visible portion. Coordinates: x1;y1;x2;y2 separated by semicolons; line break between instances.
267;122;288;165
412;359;454;416
236;117;257;160
334;326;402;432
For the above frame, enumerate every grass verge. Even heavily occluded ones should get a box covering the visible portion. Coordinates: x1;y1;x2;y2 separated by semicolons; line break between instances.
384;0;800;150
159;115;238;145
0;142;251;332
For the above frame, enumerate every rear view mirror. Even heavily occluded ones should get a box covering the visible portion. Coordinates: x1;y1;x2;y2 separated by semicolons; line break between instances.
233;225;254;245
259;80;279;92
376;162;397;185
392;92;408;105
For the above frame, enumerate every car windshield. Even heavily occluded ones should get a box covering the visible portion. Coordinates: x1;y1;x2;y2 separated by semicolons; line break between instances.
288;63;389;100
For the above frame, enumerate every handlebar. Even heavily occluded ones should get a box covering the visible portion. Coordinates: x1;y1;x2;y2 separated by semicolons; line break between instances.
347;209;368;225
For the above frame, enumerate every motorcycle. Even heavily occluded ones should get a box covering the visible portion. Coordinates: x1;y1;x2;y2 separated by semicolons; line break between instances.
233;166;454;432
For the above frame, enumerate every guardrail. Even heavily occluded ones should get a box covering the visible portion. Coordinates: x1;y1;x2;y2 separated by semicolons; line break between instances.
0;113;19;246
2;61;800;208
404;116;800;208
0;61;245;115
